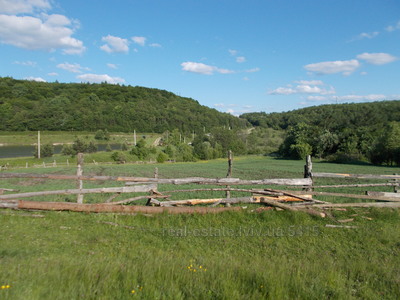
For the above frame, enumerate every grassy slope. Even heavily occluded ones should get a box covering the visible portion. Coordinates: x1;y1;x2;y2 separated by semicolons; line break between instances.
0;131;158;146
0;156;399;299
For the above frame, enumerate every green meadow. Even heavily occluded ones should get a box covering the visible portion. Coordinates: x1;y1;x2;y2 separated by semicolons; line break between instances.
0;156;399;299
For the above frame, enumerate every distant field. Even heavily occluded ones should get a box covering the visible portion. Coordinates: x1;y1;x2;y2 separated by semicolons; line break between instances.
0;156;399;299
0;131;158;146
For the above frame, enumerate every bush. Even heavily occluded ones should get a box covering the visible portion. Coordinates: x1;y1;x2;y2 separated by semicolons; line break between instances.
33;143;54;158
111;151;126;163
156;152;168;163
289;143;312;160
61;144;75;156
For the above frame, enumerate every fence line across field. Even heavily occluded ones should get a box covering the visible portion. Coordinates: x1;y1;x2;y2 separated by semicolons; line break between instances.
0;154;399;214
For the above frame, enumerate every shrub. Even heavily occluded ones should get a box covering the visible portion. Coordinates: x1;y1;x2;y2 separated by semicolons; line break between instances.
111;151;126;163
156;152;168;163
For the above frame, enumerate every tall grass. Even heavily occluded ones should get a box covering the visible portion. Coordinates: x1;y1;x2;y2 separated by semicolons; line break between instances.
0;156;399;299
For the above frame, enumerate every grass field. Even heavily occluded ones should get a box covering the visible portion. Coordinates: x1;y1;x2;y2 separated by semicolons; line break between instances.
0;156;399;299
0;131;158;146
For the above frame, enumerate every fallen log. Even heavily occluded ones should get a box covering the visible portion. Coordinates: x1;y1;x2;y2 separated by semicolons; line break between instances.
312;202;400;208
264;188;328;204
259;198;326;218
107;195;169;205
0;200;242;214
150;197;257;207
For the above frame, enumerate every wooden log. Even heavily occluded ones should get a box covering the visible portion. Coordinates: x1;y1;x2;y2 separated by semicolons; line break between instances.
260;198;326;217
313;173;400;180
325;224;358;229
0;188;19;195
366;191;400;198
154;197;257;207
312;202;400;208
0;184;159;200
303;155;313;192
0;173;312;186
264;188;328;204
12;200;243;214
311;183;398;188
76;153;84;204
290;190;400;202
106;194;169;205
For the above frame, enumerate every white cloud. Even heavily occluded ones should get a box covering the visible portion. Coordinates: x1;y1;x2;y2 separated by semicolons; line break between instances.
306;94;388;103
304;59;360;75
356;52;397;65
132;36;146;46
245;67;260;73
14;60;36;67
77;73;125;84
48;72;58;76
228;49;238;56
0;14;85;54
149;43;161;48
0;0;51;14
352;31;380;41
107;63;118;69
236;56;246;63
25;76;46;82
100;35;129;53
269;81;335;95
385;20;400;32
181;62;234;75
295;80;324;85
57;62;89;73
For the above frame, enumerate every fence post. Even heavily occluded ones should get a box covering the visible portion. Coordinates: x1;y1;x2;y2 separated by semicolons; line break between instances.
304;155;313;191
394;173;398;193
77;153;84;204
225;150;233;205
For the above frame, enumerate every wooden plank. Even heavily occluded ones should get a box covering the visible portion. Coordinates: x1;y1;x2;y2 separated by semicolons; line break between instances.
289;190;400;202
366;191;400;198
313;173;400;180
313;202;400;208
0;172;312;186
0;184;159;200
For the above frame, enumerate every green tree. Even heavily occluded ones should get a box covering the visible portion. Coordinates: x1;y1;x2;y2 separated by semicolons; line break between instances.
34;143;54;158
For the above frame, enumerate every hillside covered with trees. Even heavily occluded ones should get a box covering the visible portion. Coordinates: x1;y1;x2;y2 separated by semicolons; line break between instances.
241;101;400;166
0;77;247;133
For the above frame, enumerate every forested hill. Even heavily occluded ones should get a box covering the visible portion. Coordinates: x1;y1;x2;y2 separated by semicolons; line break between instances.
240;100;400;131
0;77;248;133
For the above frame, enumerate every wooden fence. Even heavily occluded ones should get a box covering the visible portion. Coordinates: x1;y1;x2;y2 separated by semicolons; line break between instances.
1;154;400;215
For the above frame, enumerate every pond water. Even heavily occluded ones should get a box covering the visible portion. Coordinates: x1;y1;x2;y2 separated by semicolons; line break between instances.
0;144;122;158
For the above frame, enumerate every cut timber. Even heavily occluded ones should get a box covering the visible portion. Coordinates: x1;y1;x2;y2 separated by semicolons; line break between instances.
150;195;314;207
290;190;400;202
150;197;257;207
312;202;400;208
3;200;242;214
260;198;326;218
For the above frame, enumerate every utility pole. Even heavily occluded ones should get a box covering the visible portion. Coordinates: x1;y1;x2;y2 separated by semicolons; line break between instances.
37;131;41;159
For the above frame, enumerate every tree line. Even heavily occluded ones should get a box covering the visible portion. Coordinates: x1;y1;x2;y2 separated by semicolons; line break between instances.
0;77;247;133
241;101;400;166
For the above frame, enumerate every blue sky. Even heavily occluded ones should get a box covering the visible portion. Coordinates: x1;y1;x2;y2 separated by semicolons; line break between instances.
0;0;399;115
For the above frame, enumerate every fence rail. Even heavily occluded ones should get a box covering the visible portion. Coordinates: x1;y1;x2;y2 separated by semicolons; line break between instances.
1;154;399;215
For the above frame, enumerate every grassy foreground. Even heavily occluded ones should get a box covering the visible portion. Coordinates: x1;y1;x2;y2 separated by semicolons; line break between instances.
0;156;399;299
